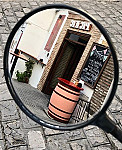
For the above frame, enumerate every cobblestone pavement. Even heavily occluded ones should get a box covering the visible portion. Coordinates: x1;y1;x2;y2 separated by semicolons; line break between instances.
0;0;122;149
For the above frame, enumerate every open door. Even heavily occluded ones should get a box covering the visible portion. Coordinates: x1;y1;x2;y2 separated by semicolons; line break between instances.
42;30;91;95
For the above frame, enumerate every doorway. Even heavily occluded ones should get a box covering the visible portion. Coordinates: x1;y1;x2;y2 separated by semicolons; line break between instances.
42;30;91;95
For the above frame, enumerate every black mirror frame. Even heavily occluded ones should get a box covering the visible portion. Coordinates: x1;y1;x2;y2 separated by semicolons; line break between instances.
3;4;119;130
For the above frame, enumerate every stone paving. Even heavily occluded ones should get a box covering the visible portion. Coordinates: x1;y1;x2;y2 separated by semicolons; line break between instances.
0;0;122;149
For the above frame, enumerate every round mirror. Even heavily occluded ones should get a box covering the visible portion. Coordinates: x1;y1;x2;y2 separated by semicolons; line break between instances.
4;4;118;130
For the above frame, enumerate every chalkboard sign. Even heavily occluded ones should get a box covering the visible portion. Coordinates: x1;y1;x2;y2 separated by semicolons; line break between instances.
80;43;111;88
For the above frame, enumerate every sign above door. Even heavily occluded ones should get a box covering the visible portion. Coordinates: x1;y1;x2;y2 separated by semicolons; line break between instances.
70;20;92;31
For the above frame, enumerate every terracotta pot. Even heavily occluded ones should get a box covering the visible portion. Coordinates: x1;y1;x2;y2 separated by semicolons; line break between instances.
48;78;83;123
25;77;29;83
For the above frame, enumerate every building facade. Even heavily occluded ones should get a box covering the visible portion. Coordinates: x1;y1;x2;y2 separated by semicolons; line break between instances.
37;11;114;114
10;9;114;117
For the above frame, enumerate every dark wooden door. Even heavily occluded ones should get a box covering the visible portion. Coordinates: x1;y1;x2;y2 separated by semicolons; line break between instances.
63;44;85;81
42;40;85;95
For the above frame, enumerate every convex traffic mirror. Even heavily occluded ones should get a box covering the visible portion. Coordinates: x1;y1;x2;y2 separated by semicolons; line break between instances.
4;4;120;140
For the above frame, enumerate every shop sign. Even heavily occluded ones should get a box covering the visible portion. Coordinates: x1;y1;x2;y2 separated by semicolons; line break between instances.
70;20;92;31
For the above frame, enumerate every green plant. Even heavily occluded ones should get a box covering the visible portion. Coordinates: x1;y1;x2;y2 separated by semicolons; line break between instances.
16;59;35;83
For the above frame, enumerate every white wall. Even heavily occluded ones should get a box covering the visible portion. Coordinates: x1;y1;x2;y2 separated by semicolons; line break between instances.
18;24;48;58
11;10;56;86
29;63;45;88
18;10;56;59
11;9;68;88
29;9;68;88
12;58;26;79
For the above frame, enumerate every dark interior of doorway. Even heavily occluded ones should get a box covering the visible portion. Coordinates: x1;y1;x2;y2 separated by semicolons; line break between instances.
42;30;91;95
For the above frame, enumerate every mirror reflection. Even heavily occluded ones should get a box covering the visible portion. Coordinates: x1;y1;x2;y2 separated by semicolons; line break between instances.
8;9;114;126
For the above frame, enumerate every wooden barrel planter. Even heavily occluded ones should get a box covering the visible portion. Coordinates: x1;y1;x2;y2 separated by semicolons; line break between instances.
48;78;83;123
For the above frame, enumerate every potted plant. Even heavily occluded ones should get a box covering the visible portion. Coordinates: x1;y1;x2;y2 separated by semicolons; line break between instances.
16;59;35;83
